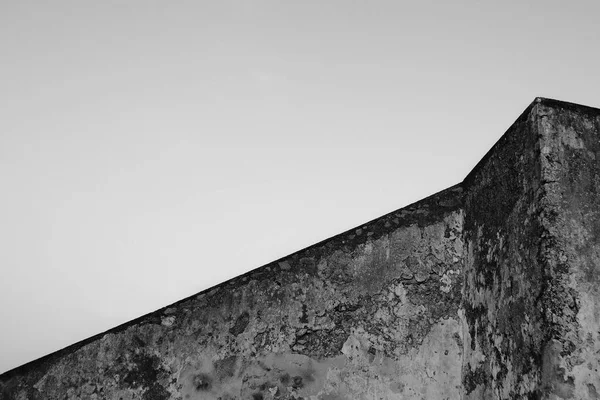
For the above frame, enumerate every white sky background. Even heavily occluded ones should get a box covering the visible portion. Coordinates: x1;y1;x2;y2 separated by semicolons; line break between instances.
1;1;600;373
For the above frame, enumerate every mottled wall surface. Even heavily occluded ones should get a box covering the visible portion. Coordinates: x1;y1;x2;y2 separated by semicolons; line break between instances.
0;186;465;400
537;101;600;399
462;103;546;399
3;98;600;400
461;99;600;399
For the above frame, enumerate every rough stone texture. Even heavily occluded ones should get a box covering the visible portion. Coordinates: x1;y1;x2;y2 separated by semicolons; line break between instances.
536;100;600;399
459;99;600;399
462;101;547;399
0;188;465;400
1;97;600;400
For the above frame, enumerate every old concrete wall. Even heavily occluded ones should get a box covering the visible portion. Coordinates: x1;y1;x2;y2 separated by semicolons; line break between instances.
2;97;600;400
460;98;600;399
536;100;600;399
461;102;547;398
0;186;465;400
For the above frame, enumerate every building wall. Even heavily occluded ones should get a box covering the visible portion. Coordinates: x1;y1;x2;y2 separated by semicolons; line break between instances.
2;98;600;400
457;99;600;399
0;186;465;400
462;102;546;398
536;100;600;399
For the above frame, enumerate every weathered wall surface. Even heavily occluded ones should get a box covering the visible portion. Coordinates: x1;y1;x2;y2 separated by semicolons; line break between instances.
0;186;465;400
461;102;547;399
536;100;600;399
460;99;600;399
2;97;600;400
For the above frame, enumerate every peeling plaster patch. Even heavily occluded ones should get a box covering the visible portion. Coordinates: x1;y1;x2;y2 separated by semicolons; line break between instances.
316;318;463;400
161;316;175;327
560;125;585;149
440;269;459;293
279;261;291;271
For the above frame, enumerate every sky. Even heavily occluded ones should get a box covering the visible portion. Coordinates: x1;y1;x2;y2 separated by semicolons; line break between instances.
1;0;600;374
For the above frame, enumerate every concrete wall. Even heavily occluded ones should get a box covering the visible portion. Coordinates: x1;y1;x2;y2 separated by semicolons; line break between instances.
0;186;465;400
536;100;600;399
2;97;600;400
461;101;545;398
460;98;600;399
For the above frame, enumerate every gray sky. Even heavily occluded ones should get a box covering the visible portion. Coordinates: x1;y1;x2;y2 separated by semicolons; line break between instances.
1;1;600;374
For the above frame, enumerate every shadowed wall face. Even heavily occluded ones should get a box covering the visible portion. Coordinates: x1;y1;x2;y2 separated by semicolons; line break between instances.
0;189;465;399
461;101;600;399
462;104;546;398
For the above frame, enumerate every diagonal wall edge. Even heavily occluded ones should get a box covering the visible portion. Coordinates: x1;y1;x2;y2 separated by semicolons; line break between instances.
462;98;546;398
1;98;599;400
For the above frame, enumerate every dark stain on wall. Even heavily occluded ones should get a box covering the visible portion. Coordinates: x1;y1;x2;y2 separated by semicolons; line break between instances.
192;373;212;391
230;311;250;336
